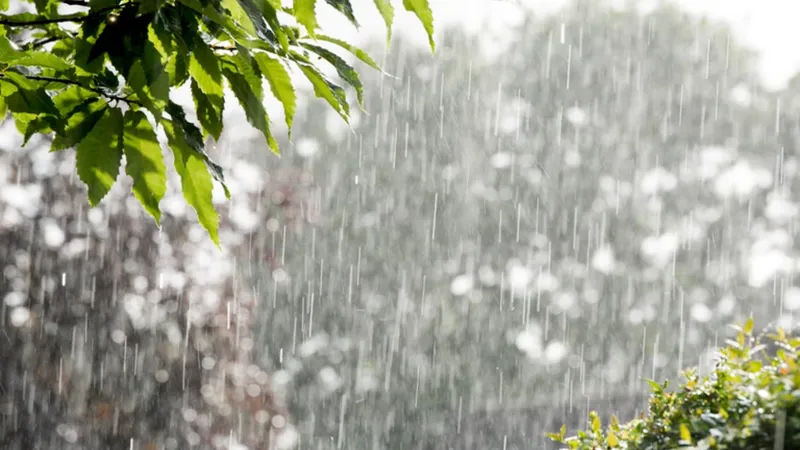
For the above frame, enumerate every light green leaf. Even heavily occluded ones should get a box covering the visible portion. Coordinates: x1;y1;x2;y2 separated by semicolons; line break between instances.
303;43;364;108
295;0;318;37
11;51;71;70
254;52;296;138
123;109;167;225
5;86;60;116
188;40;223;98
0;0;9;13
76;107;124;206
0;35;21;62
315;34;380;70
298;63;349;122
403;0;434;52
163;118;220;247
372;0;394;45
222;63;279;154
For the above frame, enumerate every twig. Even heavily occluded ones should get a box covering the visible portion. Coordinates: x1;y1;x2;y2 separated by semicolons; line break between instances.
26;36;65;50
0;5;119;26
17;74;143;106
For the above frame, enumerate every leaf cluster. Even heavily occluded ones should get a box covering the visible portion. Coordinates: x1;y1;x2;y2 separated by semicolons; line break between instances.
548;318;800;450
0;0;435;245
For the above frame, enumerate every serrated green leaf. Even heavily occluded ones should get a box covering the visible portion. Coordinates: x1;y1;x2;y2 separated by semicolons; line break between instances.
76;107;123;206
128;60;164;119
163;118;220;247
315;34;380;70
222;63;279;154
12;50;71;70
295;0;318;37
188;40;223;98
123;109;167;225
230;47;263;98
372;0;393;45
403;0;434;52
191;79;224;140
222;0;257;36
51;88;106;151
254;52;295;138
302;43;363;108
298;63;349;122
5;86;60;116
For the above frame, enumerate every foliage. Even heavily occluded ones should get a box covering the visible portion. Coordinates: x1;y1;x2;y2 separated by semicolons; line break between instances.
0;0;435;245
549;319;800;450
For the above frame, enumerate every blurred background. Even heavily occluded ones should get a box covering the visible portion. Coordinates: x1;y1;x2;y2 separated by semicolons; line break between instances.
3;0;800;449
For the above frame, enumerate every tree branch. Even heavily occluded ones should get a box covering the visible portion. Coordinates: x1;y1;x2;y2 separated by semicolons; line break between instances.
19;74;143;106
0;12;88;26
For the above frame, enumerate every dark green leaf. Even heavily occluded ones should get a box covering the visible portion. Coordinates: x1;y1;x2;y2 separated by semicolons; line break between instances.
302;43;364;108
5;86;60;116
163;118;220;246
76;107;124;206
51;86;107;151
222;63;279;154
123;110;167;225
254;52;295;138
191;79;224;140
324;0;357;27
89;0;120;11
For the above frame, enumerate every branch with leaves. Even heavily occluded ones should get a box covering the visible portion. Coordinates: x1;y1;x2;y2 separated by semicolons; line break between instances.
0;0;436;246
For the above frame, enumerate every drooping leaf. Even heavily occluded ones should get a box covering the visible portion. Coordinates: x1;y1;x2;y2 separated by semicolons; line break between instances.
75;107;124;206
294;0;318;37
302;43;364;108
315;34;380;70
222;62;279;153
254;52;296;137
190;78;224;140
4;85;60;116
0;35;21;62
188;40;223;98
163;118;220;246
123;110;167;225
298;63;349;122
11;50;71;70
403;0;434;52
324;0;357;27
372;0;393;45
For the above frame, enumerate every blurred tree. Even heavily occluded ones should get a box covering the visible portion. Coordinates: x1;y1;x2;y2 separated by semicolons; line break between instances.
240;1;799;449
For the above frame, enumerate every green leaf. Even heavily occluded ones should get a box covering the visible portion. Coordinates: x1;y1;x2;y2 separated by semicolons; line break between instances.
679;423;692;444
190;79;224;141
123;110;167;225
222;63;279;154
295;0;318;37
403;0;434;52
0;35;21;62
76;107;124;206
372;0;393;45
89;0;119;11
298;63;349;122
163;118;220;247
254;52;296;138
11;50;71;70
315;34;380;70
51;88;106;151
5;86;60;116
0;0;9;12
302;43;364;108
188;40;223;98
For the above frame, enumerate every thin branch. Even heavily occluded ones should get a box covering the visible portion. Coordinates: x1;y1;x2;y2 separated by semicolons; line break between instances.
26;36;65;50
60;0;89;5
0;5;118;26
19;74;143;106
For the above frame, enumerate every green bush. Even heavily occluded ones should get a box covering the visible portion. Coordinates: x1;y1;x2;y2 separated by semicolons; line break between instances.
549;319;800;450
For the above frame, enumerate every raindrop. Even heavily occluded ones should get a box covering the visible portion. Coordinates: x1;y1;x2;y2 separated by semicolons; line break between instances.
449;274;474;296
9;307;30;327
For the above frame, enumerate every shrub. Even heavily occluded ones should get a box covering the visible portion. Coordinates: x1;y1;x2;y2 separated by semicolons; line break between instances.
549;319;800;450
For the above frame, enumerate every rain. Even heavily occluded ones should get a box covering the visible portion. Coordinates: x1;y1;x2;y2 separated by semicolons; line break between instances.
2;0;800;449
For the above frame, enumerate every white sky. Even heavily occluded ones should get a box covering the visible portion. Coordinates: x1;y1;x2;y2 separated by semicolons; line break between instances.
316;0;800;91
